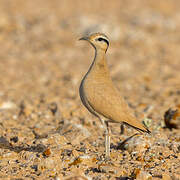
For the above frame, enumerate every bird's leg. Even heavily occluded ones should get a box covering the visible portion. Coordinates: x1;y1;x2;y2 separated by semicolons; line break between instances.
120;124;124;134
104;121;110;158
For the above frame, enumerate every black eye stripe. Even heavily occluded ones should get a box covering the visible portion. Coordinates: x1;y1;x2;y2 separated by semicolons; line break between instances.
97;37;109;46
98;38;104;41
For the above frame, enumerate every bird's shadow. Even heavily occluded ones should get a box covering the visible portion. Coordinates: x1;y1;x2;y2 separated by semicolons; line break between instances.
111;133;139;150
0;136;47;153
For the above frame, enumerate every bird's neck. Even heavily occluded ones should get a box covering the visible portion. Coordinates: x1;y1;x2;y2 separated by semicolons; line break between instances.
89;49;109;74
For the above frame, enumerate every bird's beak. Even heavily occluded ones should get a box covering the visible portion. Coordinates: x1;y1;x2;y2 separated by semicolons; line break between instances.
79;36;89;41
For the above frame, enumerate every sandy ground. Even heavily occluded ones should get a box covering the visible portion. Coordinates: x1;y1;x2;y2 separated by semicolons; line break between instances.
0;0;180;179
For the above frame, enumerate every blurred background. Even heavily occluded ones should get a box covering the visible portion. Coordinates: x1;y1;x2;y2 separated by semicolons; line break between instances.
0;0;180;179
0;0;179;106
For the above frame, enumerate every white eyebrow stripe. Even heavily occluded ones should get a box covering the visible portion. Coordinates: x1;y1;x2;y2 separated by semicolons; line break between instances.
97;37;109;46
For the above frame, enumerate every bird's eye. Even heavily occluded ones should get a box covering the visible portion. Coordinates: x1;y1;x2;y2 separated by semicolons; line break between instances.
96;37;109;46
98;38;104;41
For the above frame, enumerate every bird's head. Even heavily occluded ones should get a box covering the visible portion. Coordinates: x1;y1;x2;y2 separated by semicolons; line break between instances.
79;32;109;52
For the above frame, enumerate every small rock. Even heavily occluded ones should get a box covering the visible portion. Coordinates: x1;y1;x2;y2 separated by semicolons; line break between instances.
98;163;119;174
136;170;152;180
0;101;16;110
162;173;172;180
65;176;88;180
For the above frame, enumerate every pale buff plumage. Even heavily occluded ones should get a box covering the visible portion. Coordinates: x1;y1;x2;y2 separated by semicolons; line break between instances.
79;32;150;158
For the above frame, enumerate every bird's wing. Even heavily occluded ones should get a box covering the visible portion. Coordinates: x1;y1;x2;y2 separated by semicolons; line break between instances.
85;79;149;133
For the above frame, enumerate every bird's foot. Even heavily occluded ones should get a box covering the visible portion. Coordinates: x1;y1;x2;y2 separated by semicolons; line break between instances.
98;154;111;163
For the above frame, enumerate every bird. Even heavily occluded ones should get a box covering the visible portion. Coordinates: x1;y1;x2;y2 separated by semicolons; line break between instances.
79;32;150;158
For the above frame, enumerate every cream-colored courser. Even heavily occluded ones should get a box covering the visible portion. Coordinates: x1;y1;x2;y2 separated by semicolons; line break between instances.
79;32;150;158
